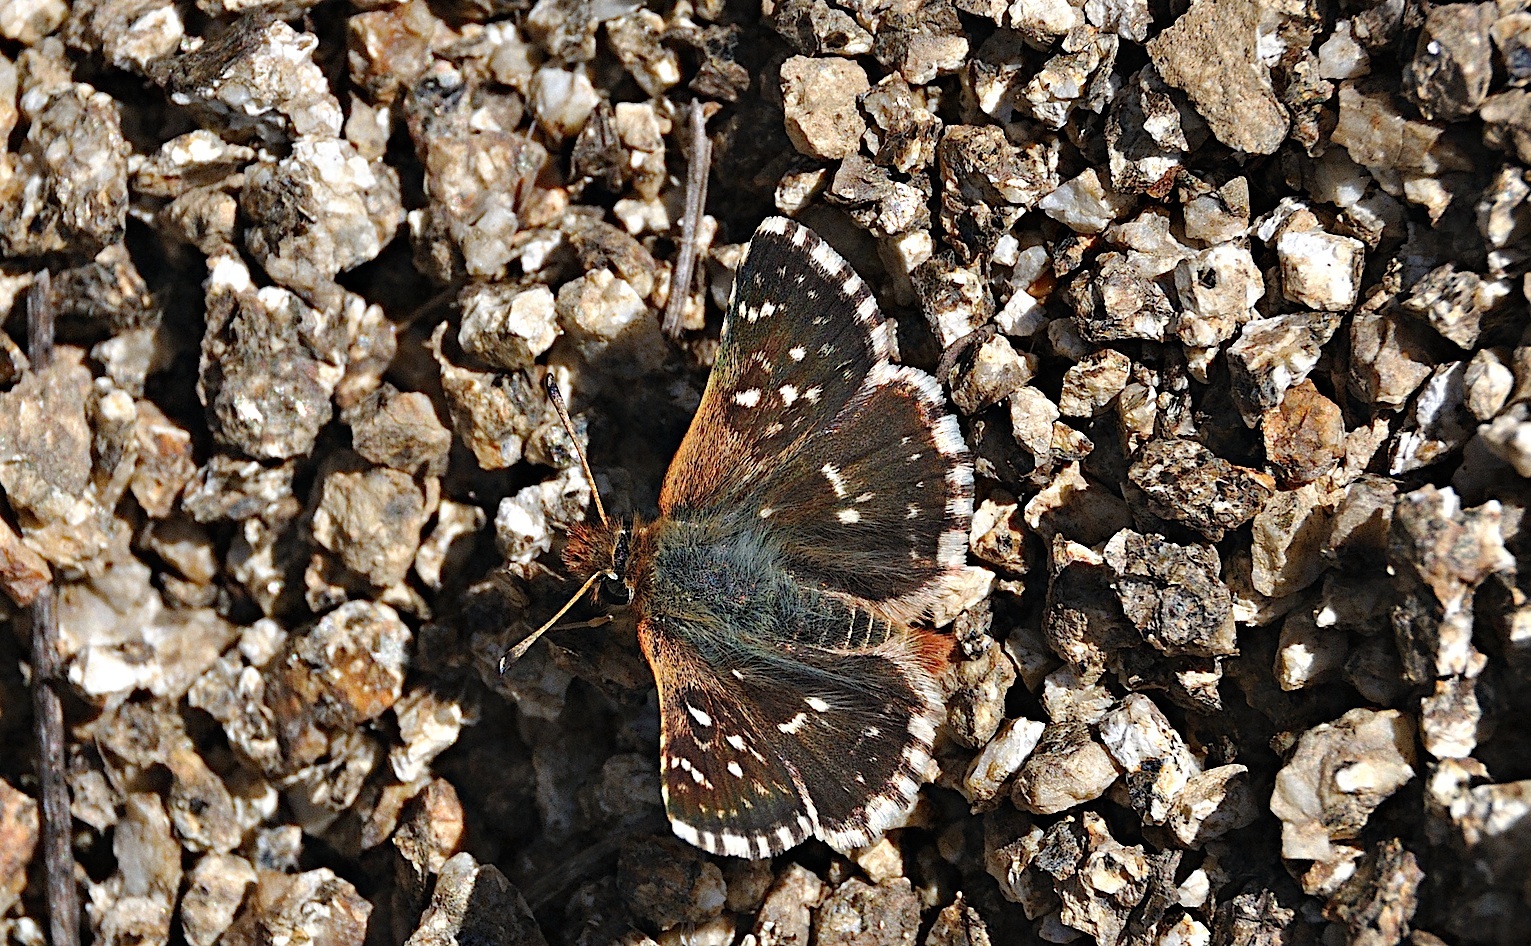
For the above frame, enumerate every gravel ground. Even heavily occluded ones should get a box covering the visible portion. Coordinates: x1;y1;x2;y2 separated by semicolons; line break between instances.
1;1;1530;945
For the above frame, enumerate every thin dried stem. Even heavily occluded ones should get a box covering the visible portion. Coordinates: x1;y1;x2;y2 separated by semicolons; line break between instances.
25;272;78;946
662;100;712;338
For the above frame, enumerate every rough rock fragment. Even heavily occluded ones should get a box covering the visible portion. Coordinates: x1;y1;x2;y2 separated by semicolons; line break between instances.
404;853;546;946
309;456;430;591
1321;839;1423;946
752;863;824;945
1389;361;1473;475
962;716;1045;809
1021;26;1118;130
861;74;941;173
0;779;37;917
1332;81;1475;199
605;10;681;97
873;0;968;86
814;876;920;946
0;81;129;257
130;401;197;518
1065;253;1174;342
1274;220;1365;312
1104;530;1236;658
1403;3;1496;121
1399;263;1504;349
1038;168;1136;235
89;793;182;946
1348;309;1436;410
1042;537;1139;679
1058;349;1130;418
199;255;346;459
1263;381;1345;487
181;854;257;946
828;155;930;238
1096;694;1199;826
1269;708;1416;861
912;256;994;349
618;836;726;930
431;329;549;471
1480;402;1531;475
1251;484;1336;598
1147;0;1290;155
345;386;451;478
0;516;50;606
1105;65;1197;195
1012;722;1120;815
1164;765;1258;847
768;0;872;57
254;600;411;776
950;334;1032;415
1172;244;1263;351
945;636;1017;748
1388;486;1511;683
220;868;371;946
160;16;343;143
1226;311;1341;426
1127;438;1274;541
241;138;403;308
554;267;666;376
779;55;868;160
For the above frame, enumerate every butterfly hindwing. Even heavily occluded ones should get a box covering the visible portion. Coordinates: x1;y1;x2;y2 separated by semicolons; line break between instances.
640;601;940;858
642;621;816;859
661;218;895;516
751;363;973;620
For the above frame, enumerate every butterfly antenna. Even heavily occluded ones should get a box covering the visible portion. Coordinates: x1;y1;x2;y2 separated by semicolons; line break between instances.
501;570;608;669
544;374;609;528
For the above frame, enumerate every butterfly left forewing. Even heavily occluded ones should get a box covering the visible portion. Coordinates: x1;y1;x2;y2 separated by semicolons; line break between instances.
660;218;895;516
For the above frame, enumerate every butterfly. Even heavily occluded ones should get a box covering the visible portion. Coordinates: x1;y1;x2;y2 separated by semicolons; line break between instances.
525;217;974;859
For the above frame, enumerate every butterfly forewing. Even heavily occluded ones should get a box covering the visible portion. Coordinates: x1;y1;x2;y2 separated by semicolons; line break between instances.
661;218;895;516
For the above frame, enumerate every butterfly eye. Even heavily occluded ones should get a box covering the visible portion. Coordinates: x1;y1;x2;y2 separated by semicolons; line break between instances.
603;575;633;605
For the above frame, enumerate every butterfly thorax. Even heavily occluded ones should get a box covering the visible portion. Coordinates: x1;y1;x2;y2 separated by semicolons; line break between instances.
644;513;903;658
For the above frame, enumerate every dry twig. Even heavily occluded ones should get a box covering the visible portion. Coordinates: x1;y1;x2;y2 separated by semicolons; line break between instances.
661;100;713;338
25;272;79;946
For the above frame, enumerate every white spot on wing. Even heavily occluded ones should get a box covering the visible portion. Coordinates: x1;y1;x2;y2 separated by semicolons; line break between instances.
780;384;799;406
726;734;747;750
687;705;713;728
734;388;761;408
727;761;744;778
790;346;806;361
779;712;808;734
806;696;831;712
838;509;861;524
821;464;848;497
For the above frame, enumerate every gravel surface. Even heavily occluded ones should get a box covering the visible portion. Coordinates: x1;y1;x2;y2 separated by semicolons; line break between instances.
2;1;1531;945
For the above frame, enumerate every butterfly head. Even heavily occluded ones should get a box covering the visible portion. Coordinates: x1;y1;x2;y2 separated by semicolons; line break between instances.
563;517;642;605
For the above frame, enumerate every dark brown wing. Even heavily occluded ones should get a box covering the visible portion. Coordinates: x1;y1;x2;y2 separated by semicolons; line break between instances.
660;217;894;516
